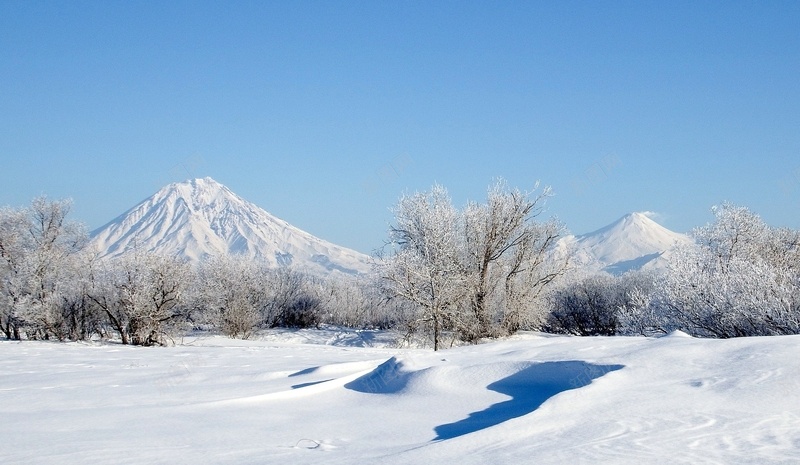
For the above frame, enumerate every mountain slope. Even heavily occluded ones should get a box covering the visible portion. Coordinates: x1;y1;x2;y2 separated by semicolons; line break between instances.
89;177;371;275
562;212;692;274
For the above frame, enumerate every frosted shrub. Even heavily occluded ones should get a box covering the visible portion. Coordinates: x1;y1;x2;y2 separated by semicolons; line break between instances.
653;204;800;337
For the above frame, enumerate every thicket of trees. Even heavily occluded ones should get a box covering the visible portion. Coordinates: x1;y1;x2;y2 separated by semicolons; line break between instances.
2;190;799;349
0;197;392;345
650;204;800;337
546;204;800;338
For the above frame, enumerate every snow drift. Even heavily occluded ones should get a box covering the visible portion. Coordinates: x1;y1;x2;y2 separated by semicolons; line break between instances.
2;331;798;464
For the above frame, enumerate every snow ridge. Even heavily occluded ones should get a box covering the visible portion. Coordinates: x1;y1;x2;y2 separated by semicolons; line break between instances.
90;177;371;276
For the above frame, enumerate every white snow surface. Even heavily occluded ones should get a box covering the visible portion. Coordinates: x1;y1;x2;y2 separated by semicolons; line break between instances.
89;177;372;276
3;330;799;464
562;212;693;274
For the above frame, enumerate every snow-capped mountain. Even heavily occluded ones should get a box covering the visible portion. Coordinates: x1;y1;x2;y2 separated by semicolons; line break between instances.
562;212;693;275
89;177;372;276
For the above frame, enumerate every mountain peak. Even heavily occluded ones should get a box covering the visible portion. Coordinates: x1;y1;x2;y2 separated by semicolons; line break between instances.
186;176;225;190
90;178;371;276
155;177;242;213
159;177;221;191
581;212;663;239
566;212;692;275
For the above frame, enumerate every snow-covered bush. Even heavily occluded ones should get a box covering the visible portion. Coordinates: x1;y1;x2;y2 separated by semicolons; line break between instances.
544;271;656;336
545;273;623;336
192;255;273;339
652;204;800;338
317;276;397;329
266;268;325;329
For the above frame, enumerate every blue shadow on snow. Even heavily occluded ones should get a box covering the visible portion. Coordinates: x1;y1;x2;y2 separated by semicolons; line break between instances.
433;361;623;440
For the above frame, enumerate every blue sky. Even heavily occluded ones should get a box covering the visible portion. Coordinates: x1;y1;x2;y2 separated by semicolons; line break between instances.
2;1;799;254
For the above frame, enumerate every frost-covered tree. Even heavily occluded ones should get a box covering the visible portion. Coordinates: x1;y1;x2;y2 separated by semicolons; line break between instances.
318;276;396;329
613;270;662;336
194;255;272;339
0;197;88;340
377;180;568;349
88;251;191;345
0;206;28;339
54;250;105;341
653;204;800;337
461;180;567;338
694;203;771;269
378;185;467;350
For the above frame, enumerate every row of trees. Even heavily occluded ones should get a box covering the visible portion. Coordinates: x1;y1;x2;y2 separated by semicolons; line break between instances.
2;188;799;349
0;198;394;345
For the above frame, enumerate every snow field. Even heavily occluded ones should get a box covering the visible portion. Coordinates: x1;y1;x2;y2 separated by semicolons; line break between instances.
2;331;799;464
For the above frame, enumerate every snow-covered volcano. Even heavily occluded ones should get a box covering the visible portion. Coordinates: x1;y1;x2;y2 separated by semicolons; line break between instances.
89;177;371;276
563;212;693;275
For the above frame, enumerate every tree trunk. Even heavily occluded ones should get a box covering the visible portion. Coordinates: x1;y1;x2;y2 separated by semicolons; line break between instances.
433;313;440;351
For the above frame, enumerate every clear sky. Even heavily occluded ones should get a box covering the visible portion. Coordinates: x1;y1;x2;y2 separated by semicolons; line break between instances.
2;1;799;254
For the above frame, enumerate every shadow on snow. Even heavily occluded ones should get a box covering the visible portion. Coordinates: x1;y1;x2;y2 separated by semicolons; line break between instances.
433;361;624;441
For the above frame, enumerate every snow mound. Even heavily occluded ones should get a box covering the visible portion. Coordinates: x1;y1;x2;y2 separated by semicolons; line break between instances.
345;356;413;394
346;355;623;440
433;361;623;440
89;177;371;276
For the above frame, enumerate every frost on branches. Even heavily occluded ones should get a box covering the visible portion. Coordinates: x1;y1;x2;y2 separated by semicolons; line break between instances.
653;204;800;337
0;197;90;340
377;180;569;350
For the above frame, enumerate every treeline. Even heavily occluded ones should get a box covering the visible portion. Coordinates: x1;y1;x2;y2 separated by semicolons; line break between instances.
2;184;799;349
374;183;800;347
546;203;800;338
0;197;398;345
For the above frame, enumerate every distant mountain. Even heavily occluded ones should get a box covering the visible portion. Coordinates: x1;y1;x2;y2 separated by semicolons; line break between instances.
89;177;371;276
561;212;693;275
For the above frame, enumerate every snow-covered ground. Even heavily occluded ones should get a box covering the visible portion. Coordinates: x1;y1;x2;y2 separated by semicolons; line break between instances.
2;329;799;464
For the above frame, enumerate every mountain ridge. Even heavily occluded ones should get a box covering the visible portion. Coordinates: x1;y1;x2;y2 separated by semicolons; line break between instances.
562;212;692;275
90;178;690;278
89;177;372;276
